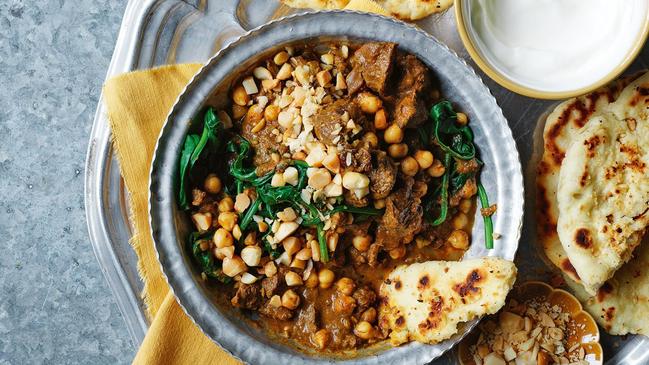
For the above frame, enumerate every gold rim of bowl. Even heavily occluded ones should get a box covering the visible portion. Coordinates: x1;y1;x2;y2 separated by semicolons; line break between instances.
454;0;649;100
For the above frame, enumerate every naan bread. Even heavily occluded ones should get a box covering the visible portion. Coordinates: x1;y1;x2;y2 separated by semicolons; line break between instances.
281;0;350;10
567;236;649;335
556;106;649;295
536;70;649;334
536;72;642;285
281;0;452;20
378;257;516;345
379;0;453;20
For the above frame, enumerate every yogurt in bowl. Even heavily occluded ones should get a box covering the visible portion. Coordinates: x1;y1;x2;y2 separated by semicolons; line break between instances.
456;0;649;99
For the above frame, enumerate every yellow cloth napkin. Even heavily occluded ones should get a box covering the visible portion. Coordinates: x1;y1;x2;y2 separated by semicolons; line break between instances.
104;64;240;365
103;2;387;365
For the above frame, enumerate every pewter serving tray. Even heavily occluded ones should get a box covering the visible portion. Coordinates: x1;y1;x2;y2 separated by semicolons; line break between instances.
84;0;649;363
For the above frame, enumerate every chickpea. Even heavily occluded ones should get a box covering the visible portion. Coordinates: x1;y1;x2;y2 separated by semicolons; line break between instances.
281;289;301;310
358;92;382;114
389;246;406;260
414;150;434;170
352;234;372;252
373;199;386;209
305;271;319;288
312;329;332;349
456;112;469;126
360;307;377;323
333;294;356;314
427;159;446;178
199;240;211;251
213;228;234;248
273;50;289;65
401;156;419;176
354;321;374;340
459;198;473;214
362;132;379;148
232;85;249;106
447;229;469;250
203;174;222;194
218;211;238;231
264;105;280;122
374;109;388;130
387;143;408;159
318;269;335;289
415;236;431;249
384;124;403;144
218;196;234;212
232;104;247;119
452;212;469;230
335;277;356;296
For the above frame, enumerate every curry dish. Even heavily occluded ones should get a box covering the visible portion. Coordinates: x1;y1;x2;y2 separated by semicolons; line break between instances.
178;42;494;352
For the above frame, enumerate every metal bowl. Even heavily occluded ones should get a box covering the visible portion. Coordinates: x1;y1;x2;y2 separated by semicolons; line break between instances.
149;10;524;365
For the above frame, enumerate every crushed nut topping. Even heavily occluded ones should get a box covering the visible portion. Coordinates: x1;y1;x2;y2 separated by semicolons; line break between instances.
470;297;590;365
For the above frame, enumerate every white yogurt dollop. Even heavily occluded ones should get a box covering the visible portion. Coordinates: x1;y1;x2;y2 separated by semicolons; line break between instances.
468;0;647;92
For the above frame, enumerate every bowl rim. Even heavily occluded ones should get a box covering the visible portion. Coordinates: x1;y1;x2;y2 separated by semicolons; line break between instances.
454;0;649;100
148;9;524;365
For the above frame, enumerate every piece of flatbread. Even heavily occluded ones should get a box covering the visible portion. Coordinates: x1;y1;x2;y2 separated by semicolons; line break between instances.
556;103;649;295
281;0;452;20
567;236;649;335
281;0;350;10
378;257;516;345
379;0;453;20
536;70;649;335
536;72;643;285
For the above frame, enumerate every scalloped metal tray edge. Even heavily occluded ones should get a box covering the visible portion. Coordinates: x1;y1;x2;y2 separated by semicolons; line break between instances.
84;0;649;363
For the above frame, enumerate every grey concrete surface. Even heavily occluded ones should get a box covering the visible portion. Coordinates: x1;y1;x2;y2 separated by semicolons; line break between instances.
0;1;133;364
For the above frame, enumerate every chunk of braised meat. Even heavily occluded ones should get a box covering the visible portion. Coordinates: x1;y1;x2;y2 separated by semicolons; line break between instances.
339;147;371;173
312;98;363;146
414;226;446;249
348;246;367;266
350;243;383;268
455;158;480;174
449;158;480;206
368;151;397;199
353;286;377;313
375;177;425;250
332;292;357;315
389;54;432;128
259;301;294;320
295;303;318;334
450;177;478;206
240;107;287;175
348;42;397;96
261;272;285;298
366;243;383;267
231;283;263;310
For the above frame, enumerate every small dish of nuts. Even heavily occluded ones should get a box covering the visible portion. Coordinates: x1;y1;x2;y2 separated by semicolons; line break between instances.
458;281;603;365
